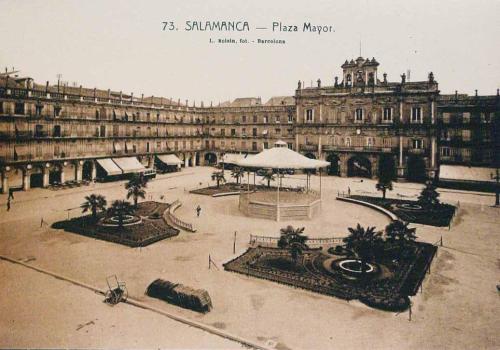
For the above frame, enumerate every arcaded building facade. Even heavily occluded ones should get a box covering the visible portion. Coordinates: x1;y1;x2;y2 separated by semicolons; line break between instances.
0;57;498;192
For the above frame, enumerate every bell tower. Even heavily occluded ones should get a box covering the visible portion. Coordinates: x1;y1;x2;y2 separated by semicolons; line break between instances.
341;57;379;87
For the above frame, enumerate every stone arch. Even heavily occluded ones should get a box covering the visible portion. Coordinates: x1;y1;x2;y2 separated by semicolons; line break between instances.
347;155;372;178
204;152;218;165
378;154;396;180
406;155;427;183
30;164;45;188
49;164;63;184
326;153;341;176
82;161;94;181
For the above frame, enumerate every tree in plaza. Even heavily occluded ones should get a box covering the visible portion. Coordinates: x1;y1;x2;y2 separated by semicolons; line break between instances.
108;200;134;231
278;225;308;264
376;176;393;199
125;174;148;208
231;166;245;185
81;194;107;221
376;155;395;199
262;170;276;188
343;224;383;275
385;220;417;254
211;170;226;188
418;180;440;207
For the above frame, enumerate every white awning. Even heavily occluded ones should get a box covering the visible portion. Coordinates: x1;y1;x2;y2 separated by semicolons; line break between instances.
439;165;496;183
113;157;146;174
157;154;182;166
113;142;122;152
96;158;123;176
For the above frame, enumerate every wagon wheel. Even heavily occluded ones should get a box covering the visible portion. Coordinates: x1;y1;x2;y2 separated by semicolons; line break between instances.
105;289;114;304
121;286;128;302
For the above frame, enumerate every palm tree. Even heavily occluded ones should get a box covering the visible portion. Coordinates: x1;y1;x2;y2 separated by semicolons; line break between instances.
385;220;417;253
211;170;226;188
125;174;147;207
418;180;440;207
278;225;308;264
262;170;276;188
108;200;134;231
343;224;382;274
81;194;107;221
231;166;244;185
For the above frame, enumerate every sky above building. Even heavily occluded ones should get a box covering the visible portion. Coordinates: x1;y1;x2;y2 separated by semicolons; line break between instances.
1;0;499;103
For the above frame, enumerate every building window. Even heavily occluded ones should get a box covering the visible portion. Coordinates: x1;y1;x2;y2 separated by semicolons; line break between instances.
462;112;470;124
0;102;3;114
35;103;43;116
54;105;62;117
53;125;61;137
345;137;351;147
275;128;281;135
253;115;257;123
264;142;269;149
252;128;257;136
366;137;374;147
288;114;294;123
100;125;106;137
263;115;269;124
95;110;100;120
221;128;225;136
276;115;280;123
14;102;24;115
287;142;293;149
382;137;391;147
305;109;313;122
462;129;471;141
441;147;451;157
231;129;236;136
411;107;422;123
252;142;257;151
442;112;450;124
442;129;450;141
242;115;246;123
383;107;392;122
355;108;364;122
35;124;44;137
412;139;424;149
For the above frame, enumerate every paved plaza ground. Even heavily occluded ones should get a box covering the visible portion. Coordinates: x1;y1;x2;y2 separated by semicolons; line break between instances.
0;166;498;349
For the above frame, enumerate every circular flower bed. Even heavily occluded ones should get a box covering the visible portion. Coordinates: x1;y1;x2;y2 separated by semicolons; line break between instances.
339;259;375;274
396;203;423;211
330;258;380;279
99;214;142;227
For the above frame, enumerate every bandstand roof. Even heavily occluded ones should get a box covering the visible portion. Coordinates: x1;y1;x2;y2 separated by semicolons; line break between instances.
236;141;329;169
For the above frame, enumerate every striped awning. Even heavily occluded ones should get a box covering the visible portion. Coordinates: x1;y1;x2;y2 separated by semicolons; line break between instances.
157;154;182;166
96;158;122;176
113;157;146;174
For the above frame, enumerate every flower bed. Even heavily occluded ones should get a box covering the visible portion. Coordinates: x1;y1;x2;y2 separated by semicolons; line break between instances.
224;243;436;312
348;195;456;227
52;201;179;247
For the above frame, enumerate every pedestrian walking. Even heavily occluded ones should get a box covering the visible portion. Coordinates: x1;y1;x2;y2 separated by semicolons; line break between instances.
8;188;14;200
6;199;11;211
196;205;201;217
40;217;45;227
347;186;351;196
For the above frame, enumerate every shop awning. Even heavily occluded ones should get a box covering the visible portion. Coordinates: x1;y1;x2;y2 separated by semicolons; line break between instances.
113;157;146;174
439;165;496;183
96;158;123;176
113;142;122;152
157;154;182;166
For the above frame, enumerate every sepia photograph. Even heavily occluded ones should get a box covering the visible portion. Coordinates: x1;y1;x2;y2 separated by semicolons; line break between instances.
0;0;499;349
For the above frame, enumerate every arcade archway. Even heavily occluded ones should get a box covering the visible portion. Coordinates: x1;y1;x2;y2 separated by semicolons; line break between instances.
204;152;217;166
82;161;93;181
407;155;427;183
326;153;341;176
347;155;372;178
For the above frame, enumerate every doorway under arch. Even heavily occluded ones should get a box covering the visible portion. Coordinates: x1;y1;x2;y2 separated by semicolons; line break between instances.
406;155;427;183
204;152;217;166
326;153;341;176
347;155;372;178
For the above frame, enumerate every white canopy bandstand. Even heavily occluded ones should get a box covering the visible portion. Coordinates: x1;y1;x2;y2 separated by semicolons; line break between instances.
236;140;329;221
